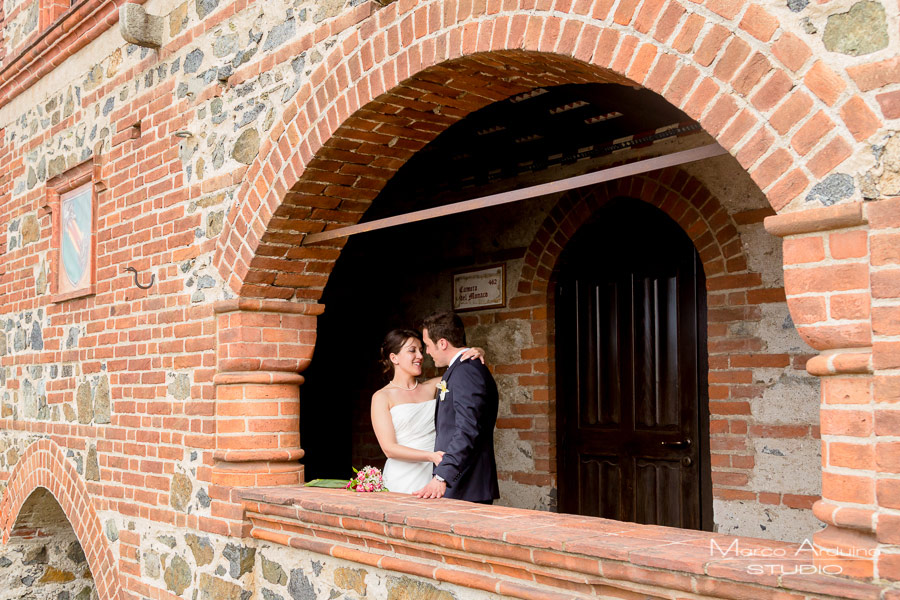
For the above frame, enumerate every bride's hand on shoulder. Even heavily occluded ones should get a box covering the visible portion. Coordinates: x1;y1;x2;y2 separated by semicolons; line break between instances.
431;451;445;466
460;347;486;364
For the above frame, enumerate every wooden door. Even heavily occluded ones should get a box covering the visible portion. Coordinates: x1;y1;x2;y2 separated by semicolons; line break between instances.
555;199;710;529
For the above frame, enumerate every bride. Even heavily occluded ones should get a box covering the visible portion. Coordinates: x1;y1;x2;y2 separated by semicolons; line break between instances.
371;328;483;493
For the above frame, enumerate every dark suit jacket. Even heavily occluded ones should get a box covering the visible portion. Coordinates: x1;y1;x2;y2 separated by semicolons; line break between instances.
433;357;500;502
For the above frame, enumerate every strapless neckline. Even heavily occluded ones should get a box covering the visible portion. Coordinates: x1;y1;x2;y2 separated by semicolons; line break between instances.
389;399;436;412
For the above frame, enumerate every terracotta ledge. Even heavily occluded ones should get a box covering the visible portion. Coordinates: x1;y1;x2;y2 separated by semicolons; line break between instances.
212;371;306;385
806;349;873;377
212;298;325;314
764;203;866;237
213;448;304;462
813;500;877;534
238;487;889;600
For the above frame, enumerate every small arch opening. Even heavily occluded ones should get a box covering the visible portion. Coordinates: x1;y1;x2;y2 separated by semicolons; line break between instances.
3;488;97;600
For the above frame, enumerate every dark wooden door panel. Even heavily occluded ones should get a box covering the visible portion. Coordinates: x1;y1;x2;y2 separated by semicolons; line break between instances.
556;198;709;530
578;455;622;519
634;459;686;526
573;280;622;429
633;274;680;431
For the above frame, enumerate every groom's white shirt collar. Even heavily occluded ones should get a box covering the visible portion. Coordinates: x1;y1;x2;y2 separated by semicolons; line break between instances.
449;348;469;367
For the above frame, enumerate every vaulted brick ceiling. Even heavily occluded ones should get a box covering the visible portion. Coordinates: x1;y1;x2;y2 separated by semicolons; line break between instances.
371;82;697;219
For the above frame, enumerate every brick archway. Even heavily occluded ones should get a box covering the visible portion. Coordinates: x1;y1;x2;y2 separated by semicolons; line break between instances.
504;168;770;503
214;0;858;300
0;439;123;600
522;168;746;293
204;0;886;575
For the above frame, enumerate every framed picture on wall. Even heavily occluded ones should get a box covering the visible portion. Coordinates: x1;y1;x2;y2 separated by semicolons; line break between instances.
58;183;93;295
46;159;100;302
452;264;505;312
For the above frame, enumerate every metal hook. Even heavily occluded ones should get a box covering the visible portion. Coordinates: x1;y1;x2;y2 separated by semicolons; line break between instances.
124;266;155;290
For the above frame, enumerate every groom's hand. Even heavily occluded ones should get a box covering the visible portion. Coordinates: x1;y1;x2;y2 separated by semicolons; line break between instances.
414;477;446;499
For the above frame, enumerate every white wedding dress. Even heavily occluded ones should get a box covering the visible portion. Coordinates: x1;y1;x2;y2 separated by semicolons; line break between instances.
383;399;437;494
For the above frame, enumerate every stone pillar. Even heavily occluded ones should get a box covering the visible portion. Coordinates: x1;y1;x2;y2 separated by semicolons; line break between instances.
211;299;322;488
766;202;877;579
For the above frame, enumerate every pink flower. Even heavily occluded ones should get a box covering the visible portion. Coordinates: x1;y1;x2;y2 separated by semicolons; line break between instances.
347;466;387;492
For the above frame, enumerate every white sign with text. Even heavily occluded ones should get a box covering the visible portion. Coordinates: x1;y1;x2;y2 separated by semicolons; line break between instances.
452;264;505;312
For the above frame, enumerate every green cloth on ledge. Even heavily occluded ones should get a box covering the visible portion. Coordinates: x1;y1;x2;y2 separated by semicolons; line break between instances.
304;479;349;488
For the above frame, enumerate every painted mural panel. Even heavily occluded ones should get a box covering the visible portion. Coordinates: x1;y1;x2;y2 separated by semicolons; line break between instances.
58;183;92;295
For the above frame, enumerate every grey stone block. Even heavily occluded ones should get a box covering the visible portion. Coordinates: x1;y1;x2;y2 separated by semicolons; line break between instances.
119;3;163;49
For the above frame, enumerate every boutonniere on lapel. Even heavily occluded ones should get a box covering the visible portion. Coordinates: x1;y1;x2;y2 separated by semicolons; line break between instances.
436;380;449;401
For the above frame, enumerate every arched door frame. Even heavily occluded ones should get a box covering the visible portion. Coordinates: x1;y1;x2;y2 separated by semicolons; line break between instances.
551;195;713;528
518;171;751;520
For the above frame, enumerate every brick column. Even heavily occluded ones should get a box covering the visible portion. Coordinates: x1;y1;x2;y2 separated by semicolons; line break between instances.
868;198;900;580
766;202;878;579
212;299;321;488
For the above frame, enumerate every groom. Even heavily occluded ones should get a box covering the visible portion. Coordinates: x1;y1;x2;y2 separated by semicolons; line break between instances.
414;311;500;503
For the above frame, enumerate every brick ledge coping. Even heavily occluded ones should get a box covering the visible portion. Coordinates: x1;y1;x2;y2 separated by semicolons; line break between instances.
238;487;891;600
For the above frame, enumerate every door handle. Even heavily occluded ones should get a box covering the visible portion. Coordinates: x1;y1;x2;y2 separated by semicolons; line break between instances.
660;439;692;448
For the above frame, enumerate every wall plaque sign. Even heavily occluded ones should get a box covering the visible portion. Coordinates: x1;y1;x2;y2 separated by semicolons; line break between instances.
452;264;505;312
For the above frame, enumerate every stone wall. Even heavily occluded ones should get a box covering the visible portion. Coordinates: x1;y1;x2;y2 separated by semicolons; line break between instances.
29;509;498;600
254;542;499;600
105;518;257;599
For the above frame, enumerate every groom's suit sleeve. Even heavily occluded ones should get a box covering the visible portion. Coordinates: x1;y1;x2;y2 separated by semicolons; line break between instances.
434;362;490;485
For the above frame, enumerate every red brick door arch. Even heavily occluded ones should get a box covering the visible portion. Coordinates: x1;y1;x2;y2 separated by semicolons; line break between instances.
0;439;123;600
515;171;755;504
521;172;747;293
552;195;711;527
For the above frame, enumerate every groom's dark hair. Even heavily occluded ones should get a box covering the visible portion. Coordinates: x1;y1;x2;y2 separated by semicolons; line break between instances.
421;311;467;348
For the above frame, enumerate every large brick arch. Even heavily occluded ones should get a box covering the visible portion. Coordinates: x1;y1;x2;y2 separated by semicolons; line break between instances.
215;0;857;300
0;439;123;600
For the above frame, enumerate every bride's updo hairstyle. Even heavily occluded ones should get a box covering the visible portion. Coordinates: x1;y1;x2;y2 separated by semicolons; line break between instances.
380;328;423;379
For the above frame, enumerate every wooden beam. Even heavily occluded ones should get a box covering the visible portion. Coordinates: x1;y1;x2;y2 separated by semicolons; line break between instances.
302;143;729;245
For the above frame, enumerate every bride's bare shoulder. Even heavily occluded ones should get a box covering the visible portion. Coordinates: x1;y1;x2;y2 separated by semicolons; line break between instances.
372;387;392;406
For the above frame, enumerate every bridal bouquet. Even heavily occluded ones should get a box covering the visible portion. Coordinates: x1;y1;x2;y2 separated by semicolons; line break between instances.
345;466;388;492
303;466;389;491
